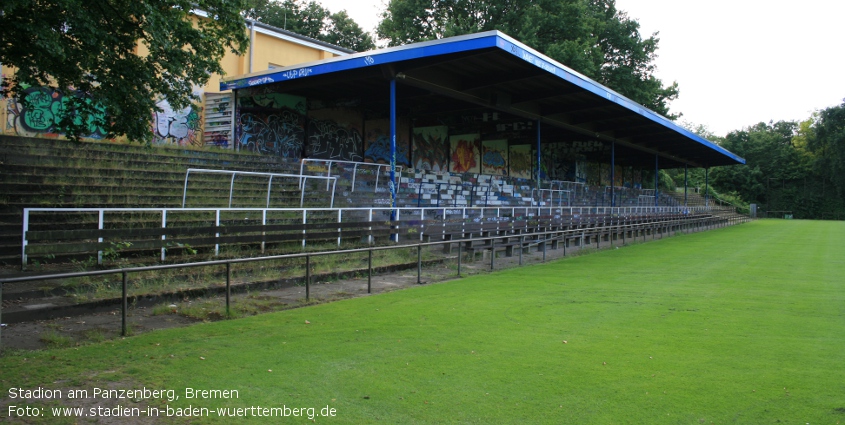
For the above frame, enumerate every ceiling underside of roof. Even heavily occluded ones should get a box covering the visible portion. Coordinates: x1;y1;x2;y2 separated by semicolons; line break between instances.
225;32;744;169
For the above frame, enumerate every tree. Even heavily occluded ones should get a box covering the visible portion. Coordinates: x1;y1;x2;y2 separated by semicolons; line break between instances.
377;0;680;117
245;0;375;51
324;11;376;52
0;0;249;142
809;101;845;197
245;0;329;40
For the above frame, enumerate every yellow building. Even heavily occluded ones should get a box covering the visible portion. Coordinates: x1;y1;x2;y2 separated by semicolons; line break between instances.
0;13;352;147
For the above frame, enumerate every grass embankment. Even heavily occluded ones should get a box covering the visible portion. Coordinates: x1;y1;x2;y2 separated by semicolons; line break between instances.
2;219;843;424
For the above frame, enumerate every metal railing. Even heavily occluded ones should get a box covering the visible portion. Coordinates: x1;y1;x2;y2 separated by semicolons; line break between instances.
532;188;571;208
21;205;714;268
4;211;749;350
182;168;337;208
299;159;402;193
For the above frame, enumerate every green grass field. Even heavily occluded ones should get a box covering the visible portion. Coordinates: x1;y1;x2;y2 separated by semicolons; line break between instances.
2;219;844;424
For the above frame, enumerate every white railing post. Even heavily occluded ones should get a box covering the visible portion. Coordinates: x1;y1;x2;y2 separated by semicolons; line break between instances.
302;210;307;249
266;175;274;208
351;163;358;192
330;178;337;208
337;210;342;247
21;209;29;269
420;208;425;241
261;209;267;254
300;177;306;207
368;209;373;245
182;169;192;208
326;161;333;191
161;209;167;262
97;209;104;265
215;209;220;256
228;173;236;208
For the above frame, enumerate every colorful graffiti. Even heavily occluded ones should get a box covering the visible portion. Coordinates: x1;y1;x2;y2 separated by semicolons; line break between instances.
586;162;602;186
364;119;410;166
481;139;508;175
412;126;449;172
633;168;643;189
364;136;410;166
508;144;533;179
306;118;363;161
5;87;107;138
152;99;202;146
449;134;480;173
203;93;233;148
538;142;578;181
239;109;305;159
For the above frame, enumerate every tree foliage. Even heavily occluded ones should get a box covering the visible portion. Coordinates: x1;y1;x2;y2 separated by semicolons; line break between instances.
0;0;249;142
705;106;845;219
245;0;375;52
377;0;679;117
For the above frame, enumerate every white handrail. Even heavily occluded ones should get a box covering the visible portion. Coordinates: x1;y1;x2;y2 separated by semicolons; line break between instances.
21;204;713;268
182;168;337;208
299;158;403;193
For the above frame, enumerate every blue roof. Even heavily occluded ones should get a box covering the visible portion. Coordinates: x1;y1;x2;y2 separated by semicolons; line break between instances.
222;31;744;167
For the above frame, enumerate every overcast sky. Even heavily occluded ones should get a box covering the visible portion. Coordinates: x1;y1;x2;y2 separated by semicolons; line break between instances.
320;0;845;137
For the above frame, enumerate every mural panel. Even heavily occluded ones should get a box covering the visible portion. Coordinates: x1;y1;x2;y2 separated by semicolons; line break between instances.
509;144;533;179
364;118;410;166
412;126;448;172
152;99;202;146
449;133;480;174
481;139;508;175
586;162;601;186
5;87;107;138
306;108;363;162
238;108;305;159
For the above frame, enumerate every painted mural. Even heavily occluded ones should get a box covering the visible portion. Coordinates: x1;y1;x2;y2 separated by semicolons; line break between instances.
412;126;449;172
449;133;480;174
237;91;307;159
509;144;533;179
575;156;587;183
238;108;305;159
306;108;363;162
537;142;578;182
152;99;202;146
586;162;602;186
5;86;107;138
633;168;643;189
364;118;410;166
481;139;508;175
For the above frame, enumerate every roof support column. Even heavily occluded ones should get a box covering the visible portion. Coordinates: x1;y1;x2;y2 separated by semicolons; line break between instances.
390;79;398;228
611;142;616;208
684;164;688;206
705;167;709;207
536;119;542;191
233;89;239;153
654;154;659;207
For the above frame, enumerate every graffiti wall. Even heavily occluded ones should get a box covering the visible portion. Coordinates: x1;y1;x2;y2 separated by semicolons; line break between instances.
537;142;578;181
449;133;480;174
237;91;307;159
5;87;107;138
152;99;202;146
509;144;533;179
575;157;587;183
364;118;410;166
633;168;643;189
481;139;508;175
412;126;449;172
306;108;363;162
586;162;601;186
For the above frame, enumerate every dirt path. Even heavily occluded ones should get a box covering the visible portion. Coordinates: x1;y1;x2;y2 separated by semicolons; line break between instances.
1;232;667;352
